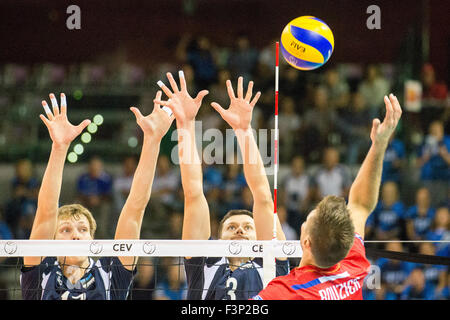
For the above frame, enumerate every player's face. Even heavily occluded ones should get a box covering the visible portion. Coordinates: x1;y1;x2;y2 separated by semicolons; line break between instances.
220;215;257;241
55;215;93;241
55;215;92;267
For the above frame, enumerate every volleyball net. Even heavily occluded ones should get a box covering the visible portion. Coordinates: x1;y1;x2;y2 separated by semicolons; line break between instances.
0;239;448;300
0;239;302;300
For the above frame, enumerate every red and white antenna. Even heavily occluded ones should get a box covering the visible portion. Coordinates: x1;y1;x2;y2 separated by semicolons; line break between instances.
273;41;280;240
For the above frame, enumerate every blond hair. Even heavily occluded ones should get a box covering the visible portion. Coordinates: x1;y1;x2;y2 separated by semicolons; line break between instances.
309;196;355;268
57;204;97;238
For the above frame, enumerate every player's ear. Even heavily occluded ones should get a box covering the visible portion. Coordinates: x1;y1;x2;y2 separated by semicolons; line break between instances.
302;237;311;250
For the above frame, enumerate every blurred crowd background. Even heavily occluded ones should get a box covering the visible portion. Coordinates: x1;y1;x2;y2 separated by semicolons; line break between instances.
0;0;448;300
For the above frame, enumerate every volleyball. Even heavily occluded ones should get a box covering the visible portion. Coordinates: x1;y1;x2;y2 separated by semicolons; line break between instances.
280;16;334;70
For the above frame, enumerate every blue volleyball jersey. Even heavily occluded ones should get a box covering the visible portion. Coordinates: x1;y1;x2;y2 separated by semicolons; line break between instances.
184;256;289;300
405;206;436;238
20;257;135;300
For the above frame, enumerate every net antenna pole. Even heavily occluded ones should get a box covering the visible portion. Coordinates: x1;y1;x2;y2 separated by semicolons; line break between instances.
273;41;280;241
263;41;280;288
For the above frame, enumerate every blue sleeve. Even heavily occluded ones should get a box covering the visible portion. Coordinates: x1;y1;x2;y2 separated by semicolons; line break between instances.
100;257;136;300
184;257;207;300
20;257;54;300
275;259;289;276
20;265;42;300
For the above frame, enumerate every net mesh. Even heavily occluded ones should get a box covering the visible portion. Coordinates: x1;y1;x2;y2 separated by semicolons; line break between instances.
0;240;448;300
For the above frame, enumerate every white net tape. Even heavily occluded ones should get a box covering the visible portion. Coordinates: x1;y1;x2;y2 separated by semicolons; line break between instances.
0;239;302;288
0;240;303;258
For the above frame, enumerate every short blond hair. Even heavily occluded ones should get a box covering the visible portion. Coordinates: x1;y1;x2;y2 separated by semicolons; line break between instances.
309;196;354;268
57;204;97;238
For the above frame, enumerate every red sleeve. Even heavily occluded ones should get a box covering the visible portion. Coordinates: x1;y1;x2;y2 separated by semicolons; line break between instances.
342;233;370;273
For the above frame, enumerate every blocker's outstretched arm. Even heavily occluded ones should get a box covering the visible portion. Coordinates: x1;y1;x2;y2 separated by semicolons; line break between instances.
211;77;286;241
154;71;211;241
115;91;174;270
25;93;91;266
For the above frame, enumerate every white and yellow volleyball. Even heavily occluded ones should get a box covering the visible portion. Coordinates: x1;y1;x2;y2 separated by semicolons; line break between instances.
280;16;334;71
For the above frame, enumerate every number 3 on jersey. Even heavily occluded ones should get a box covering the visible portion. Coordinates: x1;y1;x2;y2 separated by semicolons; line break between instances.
226;277;238;300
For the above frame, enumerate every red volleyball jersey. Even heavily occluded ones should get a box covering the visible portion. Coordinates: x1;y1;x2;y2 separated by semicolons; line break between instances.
253;234;370;300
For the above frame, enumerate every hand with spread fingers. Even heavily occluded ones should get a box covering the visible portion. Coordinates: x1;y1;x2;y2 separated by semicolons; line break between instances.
210;76;261;131
370;93;402;147
40;93;91;148
153;71;209;126
130;90;175;140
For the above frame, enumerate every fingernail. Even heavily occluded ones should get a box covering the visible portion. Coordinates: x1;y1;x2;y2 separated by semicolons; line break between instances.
179;70;184;78
157;80;165;87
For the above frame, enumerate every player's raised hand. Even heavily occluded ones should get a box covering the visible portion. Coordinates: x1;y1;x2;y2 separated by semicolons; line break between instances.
370;93;402;147
211;76;261;131
39;93;91;147
130;90;175;140
153;71;209;126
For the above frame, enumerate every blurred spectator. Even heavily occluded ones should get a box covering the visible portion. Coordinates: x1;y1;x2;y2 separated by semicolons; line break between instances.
237;187;253;212
203;164;223;193
152;155;180;206
176;34;217;89
198;100;223;132
167;211;183;239
130;257;155;300
76;156;113;238
416;120;450;206
113;155;137;217
154;259;187;300
277;205;298;240
381;133;406;183
323;67;350;110
283;156;313;230
222;160;247;211
405;187;436;241
377;242;413;298
0;209;13;240
421;63;448;108
400;268;435;300
426;206;450;257
4;159;39;238
227;34;259;80
312;147;351;199
363;283;397;300
279;67;307;102
358;64;390;119
210;212;220;240
268;96;301;162
301;86;338;160
208;68;232;108
366;182;405;240
205;187;226;223
434;272;450;300
336;92;372;164
409;243;448;288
